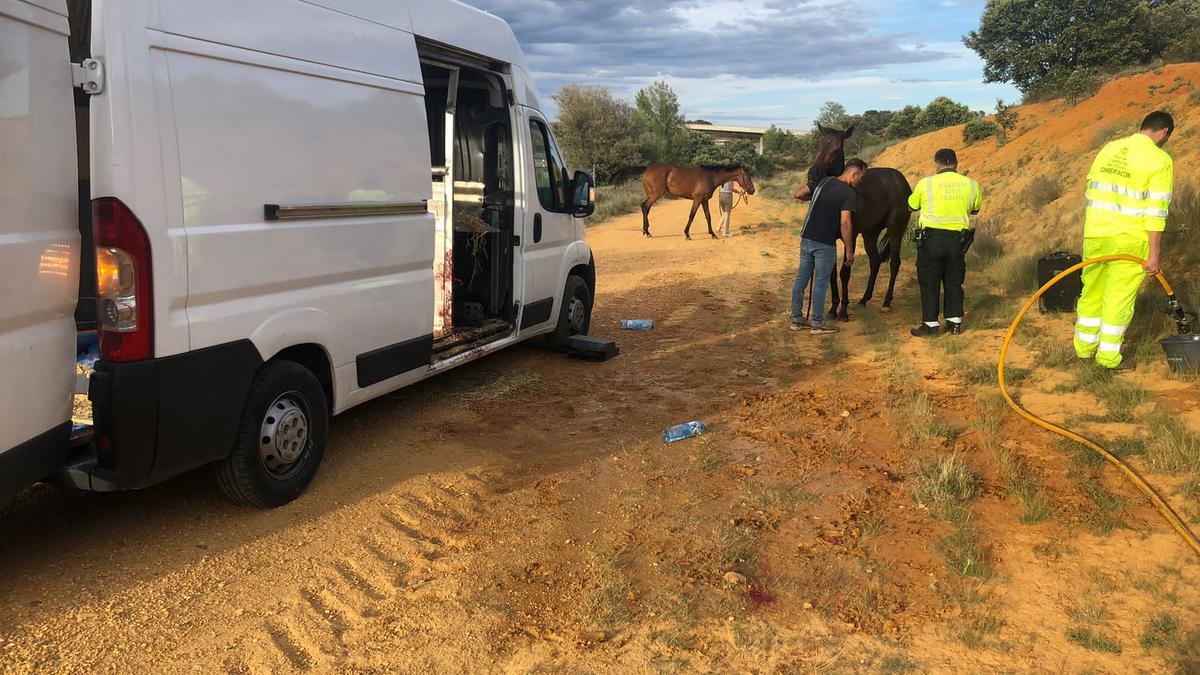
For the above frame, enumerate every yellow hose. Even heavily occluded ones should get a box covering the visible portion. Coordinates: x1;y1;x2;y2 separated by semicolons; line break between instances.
998;254;1200;559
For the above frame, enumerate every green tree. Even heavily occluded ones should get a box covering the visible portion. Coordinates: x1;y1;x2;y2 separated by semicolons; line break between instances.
963;0;1164;94
916;96;975;130
886;105;925;139
762;126;801;156
552;85;643;184
633;81;688;164
815;101;851;129
691;139;760;170
857;110;897;136
994;99;1019;133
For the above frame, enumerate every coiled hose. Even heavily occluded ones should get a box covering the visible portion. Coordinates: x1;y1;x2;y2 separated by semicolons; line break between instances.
997;254;1200;560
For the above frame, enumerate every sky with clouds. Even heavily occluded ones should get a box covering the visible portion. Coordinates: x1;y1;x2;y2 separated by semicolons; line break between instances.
465;0;1021;130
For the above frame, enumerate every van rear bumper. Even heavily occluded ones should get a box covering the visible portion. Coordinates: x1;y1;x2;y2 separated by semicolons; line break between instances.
84;340;263;490
1;423;72;505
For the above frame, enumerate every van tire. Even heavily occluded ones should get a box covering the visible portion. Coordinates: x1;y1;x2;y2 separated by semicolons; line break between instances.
545;275;592;351
214;360;329;508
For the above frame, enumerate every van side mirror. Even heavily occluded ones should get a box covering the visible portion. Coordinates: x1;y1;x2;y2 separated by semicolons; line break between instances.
570;171;596;218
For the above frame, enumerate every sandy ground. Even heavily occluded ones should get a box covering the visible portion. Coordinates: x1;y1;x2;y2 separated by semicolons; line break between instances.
2;193;1199;674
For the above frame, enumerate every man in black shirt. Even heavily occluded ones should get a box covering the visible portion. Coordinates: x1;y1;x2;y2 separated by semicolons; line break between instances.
791;158;866;335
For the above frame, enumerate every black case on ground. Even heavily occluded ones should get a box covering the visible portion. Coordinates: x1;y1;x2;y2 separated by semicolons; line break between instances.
1037;251;1083;313
564;335;620;362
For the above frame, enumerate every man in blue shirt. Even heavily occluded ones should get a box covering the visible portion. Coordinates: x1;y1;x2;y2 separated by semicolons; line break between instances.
791;158;866;335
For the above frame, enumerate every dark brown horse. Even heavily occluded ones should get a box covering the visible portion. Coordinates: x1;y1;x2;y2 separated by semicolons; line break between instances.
795;125;912;320
641;164;756;239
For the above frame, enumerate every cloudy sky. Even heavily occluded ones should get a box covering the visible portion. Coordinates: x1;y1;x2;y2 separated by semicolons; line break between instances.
465;0;1020;130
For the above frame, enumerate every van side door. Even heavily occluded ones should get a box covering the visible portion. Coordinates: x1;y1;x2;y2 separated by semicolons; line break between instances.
0;0;79;501
519;113;574;334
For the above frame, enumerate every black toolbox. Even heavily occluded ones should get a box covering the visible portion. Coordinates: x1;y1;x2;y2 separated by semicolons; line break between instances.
1037;251;1083;313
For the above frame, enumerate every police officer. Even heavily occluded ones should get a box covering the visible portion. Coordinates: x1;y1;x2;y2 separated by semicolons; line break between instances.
1075;111;1175;372
908;148;983;337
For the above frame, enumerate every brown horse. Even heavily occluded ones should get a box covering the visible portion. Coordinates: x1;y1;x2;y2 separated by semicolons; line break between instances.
641;164;756;239
795;125;912;320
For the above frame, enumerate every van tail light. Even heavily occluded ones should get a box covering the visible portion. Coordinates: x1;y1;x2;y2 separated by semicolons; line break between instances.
93;197;153;362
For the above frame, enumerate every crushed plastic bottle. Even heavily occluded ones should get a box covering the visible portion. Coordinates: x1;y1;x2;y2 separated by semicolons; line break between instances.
619;320;655;330
663;421;707;444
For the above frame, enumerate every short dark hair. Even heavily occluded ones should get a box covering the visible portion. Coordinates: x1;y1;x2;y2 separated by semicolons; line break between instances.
844;158;868;172
934;148;958;166
1142;111;1175;134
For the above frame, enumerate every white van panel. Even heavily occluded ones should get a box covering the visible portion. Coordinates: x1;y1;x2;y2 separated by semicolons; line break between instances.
90;0;191;357
163;48;434;381
0;0;78;452
153;0;422;86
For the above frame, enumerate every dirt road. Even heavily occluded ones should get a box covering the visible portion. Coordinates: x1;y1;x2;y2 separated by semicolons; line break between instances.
2;194;1198;673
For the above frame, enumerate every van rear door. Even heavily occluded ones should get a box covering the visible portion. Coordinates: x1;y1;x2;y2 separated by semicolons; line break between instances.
0;0;80;501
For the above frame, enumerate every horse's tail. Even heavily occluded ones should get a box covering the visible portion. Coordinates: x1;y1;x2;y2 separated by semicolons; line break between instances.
604;166;648;186
878;228;893;262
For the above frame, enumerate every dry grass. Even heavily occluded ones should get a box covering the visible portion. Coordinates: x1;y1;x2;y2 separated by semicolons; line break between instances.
901;395;958;447
1145;414;1200;475
996;449;1052;524
458;372;544;403
592;181;646;224
819;335;849;362
1024;175;1064;211
715;522;760;575
743;482;819;515
582;548;633;629
912;454;980;522
1076;479;1129;536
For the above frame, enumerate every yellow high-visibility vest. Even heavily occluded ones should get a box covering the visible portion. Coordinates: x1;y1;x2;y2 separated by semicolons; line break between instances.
1085;133;1174;239
908;170;983;231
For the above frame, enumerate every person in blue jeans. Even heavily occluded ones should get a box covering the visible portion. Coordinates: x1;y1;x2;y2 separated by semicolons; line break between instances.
791;158;866;334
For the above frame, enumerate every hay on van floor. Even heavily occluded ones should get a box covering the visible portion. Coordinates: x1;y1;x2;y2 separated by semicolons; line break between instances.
454;210;497;288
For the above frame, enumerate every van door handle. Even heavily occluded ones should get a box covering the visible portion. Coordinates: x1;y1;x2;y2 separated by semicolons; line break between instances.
533;213;543;243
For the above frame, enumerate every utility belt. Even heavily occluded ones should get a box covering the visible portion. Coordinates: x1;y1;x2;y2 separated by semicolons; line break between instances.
915;226;975;254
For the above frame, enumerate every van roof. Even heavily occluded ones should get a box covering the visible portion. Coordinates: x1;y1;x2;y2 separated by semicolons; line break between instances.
314;1;528;72
410;0;529;71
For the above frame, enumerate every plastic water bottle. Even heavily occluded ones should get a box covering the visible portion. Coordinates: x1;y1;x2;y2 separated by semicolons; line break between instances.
663;421;707;444
620;320;655;330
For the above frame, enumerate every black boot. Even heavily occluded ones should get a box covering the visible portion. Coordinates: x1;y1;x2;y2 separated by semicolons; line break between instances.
910;324;940;338
946;322;963;335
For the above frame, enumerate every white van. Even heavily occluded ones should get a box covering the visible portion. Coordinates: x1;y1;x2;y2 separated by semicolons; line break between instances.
1;0;597;507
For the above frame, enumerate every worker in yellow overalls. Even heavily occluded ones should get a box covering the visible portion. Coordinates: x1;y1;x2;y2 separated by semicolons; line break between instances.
908;148;983;337
1076;111;1175;371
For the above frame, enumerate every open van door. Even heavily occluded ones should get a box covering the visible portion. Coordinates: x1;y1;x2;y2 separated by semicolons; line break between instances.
0;0;80;502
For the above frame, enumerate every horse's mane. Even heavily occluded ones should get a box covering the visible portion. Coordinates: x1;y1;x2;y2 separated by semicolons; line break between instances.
700;164;745;172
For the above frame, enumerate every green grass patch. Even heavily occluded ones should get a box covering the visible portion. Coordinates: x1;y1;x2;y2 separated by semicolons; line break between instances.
1066;627;1122;654
1077;479;1129;536
819;335;849;362
938;526;994;580
1093;382;1149;422
1141;613;1180;648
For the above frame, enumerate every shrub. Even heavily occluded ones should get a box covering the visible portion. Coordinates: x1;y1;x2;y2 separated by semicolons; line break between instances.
1062;69;1102;105
994;99;1020;133
1024;175;1063;211
1091;123;1130;150
592;181;646;224
963;119;1002;145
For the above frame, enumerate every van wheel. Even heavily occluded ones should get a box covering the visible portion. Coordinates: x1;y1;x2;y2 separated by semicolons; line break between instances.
545;275;592;351
214;360;329;508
